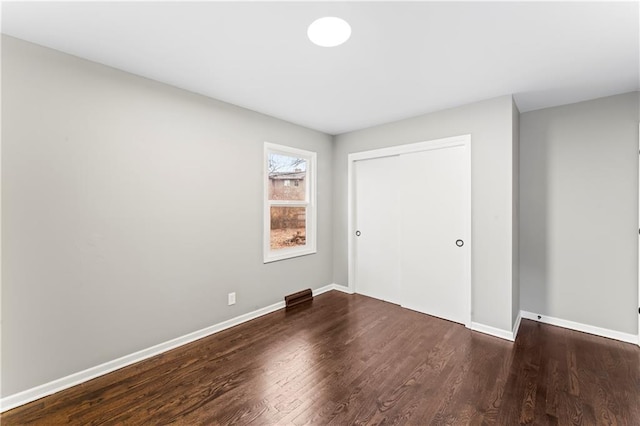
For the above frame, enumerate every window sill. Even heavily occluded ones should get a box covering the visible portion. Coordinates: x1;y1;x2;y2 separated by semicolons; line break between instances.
263;247;317;263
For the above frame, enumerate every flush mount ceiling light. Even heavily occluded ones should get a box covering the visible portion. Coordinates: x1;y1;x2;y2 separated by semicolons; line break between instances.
307;17;351;47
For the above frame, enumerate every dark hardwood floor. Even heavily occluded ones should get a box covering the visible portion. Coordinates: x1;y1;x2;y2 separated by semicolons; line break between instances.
2;291;639;425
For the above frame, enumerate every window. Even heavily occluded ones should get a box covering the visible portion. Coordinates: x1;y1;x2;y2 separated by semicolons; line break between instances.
264;142;316;262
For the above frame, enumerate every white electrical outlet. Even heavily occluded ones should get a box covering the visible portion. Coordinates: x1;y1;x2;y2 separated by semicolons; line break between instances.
228;292;236;306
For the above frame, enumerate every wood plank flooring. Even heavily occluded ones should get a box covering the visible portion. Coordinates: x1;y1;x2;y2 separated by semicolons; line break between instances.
2;291;639;425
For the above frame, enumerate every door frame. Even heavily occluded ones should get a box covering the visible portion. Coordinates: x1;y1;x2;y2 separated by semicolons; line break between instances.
347;134;472;327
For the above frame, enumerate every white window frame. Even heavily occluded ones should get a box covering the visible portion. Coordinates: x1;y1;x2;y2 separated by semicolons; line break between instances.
264;142;317;263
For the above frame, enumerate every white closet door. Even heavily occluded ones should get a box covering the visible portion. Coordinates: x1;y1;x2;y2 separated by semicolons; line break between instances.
354;155;401;304
399;145;469;324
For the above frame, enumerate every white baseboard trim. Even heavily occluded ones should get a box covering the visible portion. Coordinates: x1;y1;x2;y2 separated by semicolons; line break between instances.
312;284;335;296
470;322;515;341
512;310;523;339
313;283;353;295
520;311;638;344
1;283;348;413
331;283;354;294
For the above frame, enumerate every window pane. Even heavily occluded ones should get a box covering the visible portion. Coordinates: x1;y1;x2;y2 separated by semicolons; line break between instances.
270;206;306;250
268;153;306;201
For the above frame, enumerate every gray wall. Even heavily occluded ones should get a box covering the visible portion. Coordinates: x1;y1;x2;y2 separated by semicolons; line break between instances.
520;92;639;335
1;36;334;397
512;99;521;327
333;96;517;332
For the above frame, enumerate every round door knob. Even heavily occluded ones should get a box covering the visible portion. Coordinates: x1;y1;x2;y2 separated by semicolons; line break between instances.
456;239;464;247
355;230;361;237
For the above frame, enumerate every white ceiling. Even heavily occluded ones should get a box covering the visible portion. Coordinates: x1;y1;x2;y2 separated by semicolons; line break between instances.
2;1;638;135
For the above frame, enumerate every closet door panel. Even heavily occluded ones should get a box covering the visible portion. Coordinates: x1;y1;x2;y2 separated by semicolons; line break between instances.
353;155;401;305
399;146;468;324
